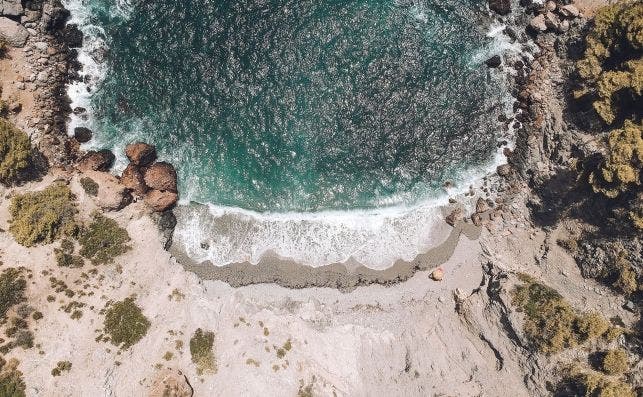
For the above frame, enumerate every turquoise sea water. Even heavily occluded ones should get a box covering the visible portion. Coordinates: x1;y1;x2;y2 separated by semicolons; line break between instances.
77;0;504;213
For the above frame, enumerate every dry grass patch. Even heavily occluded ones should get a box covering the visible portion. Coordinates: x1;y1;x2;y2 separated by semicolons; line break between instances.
189;328;216;375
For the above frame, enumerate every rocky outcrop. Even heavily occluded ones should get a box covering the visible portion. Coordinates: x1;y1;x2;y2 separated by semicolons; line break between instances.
528;1;580;35
125;142;157;166
118;143;179;212
81;170;132;211
0;17;29;47
148;369;193;397
144;162;177;193
77;150;115;172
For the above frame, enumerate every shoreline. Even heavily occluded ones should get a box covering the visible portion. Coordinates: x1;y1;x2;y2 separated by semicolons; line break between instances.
5;0;534;291
172;216;483;291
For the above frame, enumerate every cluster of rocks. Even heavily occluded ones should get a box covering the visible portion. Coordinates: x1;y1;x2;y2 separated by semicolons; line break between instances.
1;0;83;164
77;142;179;213
527;1;581;34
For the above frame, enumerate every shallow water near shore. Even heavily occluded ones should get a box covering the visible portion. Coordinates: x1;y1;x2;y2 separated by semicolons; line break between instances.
65;0;517;267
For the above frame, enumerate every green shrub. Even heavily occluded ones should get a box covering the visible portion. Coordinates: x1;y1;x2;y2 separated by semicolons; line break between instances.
54;239;84;268
79;212;130;265
51;361;72;376
0;368;25;397
79;177;99;197
601;349;629;375
0;119;31;186
103;297;150;349
575;312;610;342
565;369;635;397
0;269;26;320
512;275;610;354
575;1;643;125
189;328;216;375
589;120;643;200
8;184;78;247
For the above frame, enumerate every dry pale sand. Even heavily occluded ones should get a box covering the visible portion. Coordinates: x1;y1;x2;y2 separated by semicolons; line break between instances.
0;173;635;397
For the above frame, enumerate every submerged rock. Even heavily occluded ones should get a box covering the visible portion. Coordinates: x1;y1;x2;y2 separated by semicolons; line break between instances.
145;189;178;212
144;162;177;192
485;55;502;68
77;150;115;172
125;142;157;167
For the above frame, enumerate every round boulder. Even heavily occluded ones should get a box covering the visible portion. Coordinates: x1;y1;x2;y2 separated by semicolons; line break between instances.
144;162;177;192
0;17;29;47
125;142;157;166
73;127;93;143
77;149;115;172
120;163;148;197
144;189;179;212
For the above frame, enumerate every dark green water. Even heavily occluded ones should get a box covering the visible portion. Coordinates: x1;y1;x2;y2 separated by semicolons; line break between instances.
81;0;503;212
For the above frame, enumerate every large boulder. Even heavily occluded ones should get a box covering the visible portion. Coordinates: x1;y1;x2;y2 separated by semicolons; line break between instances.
559;4;580;18
144;162;177;192
125;142;157;166
529;14;547;33
0;17;29;47
488;0;510;15
144;189;178;212
77;149;115;172
82;171;132;211
1;0;24;16
120;163;148;197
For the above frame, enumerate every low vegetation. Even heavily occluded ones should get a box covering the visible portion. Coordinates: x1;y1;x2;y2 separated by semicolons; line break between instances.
79;212;131;265
0;119;32;186
559;367;635;397
0;359;26;397
51;361;72;377
575;1;642;126
589;121;642;200
79;177;99;197
600;349;629;375
0;269;26;320
9;183;78;247
512;275;611;354
103;297;150;349
189;328;216;375
54;239;84;268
